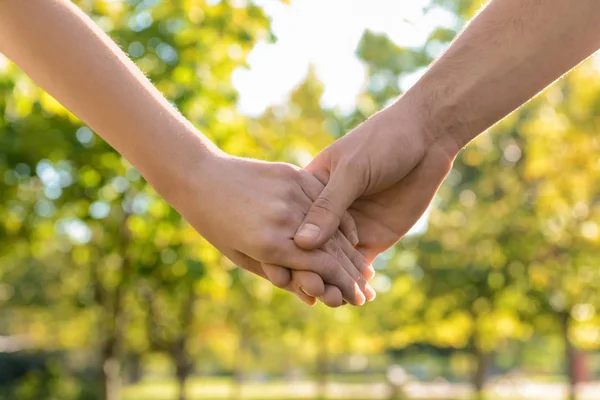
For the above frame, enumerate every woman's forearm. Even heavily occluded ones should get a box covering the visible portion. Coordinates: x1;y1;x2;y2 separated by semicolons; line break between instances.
0;0;376;305
0;0;219;199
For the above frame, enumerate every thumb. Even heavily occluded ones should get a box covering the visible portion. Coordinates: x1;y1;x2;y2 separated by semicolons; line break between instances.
294;168;361;250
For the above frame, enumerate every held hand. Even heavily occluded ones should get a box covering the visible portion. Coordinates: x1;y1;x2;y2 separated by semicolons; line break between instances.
171;153;375;306
294;99;460;260
294;101;429;248
347;143;455;262
262;172;375;308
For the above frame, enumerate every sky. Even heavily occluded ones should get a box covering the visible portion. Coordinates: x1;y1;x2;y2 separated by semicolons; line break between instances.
232;0;458;116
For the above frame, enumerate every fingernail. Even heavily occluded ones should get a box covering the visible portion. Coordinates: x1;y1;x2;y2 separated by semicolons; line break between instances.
299;287;317;306
297;223;320;240
365;284;376;302
365;265;375;280
355;290;366;306
304;299;317;307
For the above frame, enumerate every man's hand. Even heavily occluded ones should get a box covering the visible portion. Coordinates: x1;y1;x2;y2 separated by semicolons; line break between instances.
294;97;459;251
295;100;458;262
295;0;600;259
347;141;455;262
173;154;375;307
291;104;457;302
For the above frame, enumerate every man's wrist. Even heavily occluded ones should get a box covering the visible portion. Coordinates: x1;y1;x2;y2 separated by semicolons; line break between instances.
395;76;475;159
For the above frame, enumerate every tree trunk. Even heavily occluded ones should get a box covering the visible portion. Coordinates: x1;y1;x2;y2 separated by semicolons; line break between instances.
315;329;328;400
174;291;196;400
125;353;143;384
97;282;127;400
230;325;247;400
175;363;189;400
96;212;133;400
99;285;128;400
561;312;577;400
172;333;191;400
472;346;488;400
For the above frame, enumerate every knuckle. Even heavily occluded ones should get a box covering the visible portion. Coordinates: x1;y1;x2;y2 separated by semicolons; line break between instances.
322;263;355;304
346;255;367;285
270;201;293;226
298;170;325;200
319;255;338;281
350;251;368;273
311;197;342;222
269;268;291;289
252;233;282;259
271;278;289;289
355;271;368;287
281;183;300;203
274;162;300;181
322;236;336;253
343;259;363;287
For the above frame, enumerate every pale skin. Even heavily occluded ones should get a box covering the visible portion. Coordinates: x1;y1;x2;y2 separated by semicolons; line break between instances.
294;0;600;302
0;0;375;307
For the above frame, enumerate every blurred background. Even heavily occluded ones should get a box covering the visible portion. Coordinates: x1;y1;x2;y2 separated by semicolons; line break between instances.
1;0;600;399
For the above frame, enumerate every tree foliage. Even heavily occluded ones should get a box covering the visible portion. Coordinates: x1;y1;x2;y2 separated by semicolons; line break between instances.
2;0;600;399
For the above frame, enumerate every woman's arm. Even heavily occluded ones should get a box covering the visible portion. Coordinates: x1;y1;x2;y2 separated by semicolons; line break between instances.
0;0;374;306
0;0;213;196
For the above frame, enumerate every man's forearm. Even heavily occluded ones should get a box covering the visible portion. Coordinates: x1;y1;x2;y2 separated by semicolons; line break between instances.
402;0;600;149
0;0;218;200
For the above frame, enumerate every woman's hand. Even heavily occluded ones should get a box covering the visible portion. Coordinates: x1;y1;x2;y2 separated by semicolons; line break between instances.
170;153;375;306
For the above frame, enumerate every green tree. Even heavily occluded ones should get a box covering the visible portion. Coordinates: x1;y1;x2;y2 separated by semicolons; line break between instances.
1;0;275;398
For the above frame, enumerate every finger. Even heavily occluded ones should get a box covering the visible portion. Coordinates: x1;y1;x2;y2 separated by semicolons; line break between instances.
230;250;269;279
336;231;375;281
294;283;318;307
339;214;359;247
261;262;292;289
319;284;343;308
290;270;325;298
270;242;366;306
295;168;362;250
260;263;317;307
326;236;371;305
299;171;359;247
295;174;370;280
230;252;325;307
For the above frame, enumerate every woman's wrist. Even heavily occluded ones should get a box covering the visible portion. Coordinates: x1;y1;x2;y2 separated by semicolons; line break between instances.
138;122;225;209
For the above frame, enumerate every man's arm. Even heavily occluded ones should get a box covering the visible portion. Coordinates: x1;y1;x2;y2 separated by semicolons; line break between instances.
295;0;600;249
417;0;600;149
0;0;374;306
